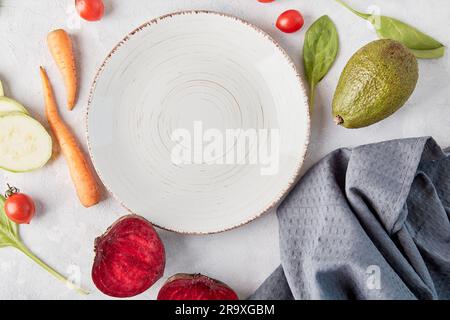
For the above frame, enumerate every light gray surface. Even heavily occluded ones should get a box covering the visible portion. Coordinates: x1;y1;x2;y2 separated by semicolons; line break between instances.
251;137;450;300
0;0;449;299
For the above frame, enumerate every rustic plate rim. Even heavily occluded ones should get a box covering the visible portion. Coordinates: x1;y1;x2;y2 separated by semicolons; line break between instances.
85;10;311;235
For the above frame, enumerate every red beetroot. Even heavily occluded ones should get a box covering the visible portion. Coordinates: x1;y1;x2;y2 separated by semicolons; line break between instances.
92;215;165;298
157;274;239;300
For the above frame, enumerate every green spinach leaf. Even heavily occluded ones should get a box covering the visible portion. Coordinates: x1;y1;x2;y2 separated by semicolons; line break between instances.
303;15;339;107
336;0;445;59
410;47;445;59
0;195;18;247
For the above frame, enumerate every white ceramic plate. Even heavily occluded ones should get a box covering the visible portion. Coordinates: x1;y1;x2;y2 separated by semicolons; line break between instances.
87;11;310;234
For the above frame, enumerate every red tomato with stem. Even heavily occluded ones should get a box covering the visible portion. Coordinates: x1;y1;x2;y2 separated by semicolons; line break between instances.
4;185;35;224
276;10;304;33
75;0;105;22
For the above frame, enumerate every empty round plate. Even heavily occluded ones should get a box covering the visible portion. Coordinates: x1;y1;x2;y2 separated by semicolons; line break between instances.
87;11;310;234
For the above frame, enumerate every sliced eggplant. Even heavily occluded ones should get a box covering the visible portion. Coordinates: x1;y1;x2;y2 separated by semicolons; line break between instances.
0;97;28;115
0;113;52;172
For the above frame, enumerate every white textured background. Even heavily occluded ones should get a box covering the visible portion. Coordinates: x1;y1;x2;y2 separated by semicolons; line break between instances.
0;0;449;300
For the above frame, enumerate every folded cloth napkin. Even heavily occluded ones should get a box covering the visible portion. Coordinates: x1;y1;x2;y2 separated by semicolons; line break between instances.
251;137;450;300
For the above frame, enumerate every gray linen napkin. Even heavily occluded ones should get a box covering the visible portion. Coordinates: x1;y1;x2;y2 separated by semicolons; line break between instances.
251;137;450;300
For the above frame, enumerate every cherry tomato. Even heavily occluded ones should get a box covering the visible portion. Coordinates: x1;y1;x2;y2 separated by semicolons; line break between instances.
75;0;105;22
4;185;35;224
276;10;304;33
258;0;275;3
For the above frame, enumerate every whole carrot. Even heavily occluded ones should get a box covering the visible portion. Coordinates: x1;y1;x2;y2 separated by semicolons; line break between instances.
47;29;77;110
39;66;100;207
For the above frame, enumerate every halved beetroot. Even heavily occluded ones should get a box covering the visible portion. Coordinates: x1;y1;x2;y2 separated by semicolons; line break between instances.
157;273;239;300
92;215;165;298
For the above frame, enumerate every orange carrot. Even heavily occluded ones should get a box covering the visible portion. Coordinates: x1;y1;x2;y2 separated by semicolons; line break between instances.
39;66;100;208
47;29;77;110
